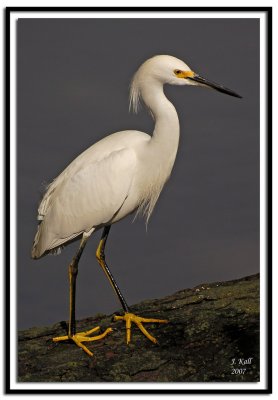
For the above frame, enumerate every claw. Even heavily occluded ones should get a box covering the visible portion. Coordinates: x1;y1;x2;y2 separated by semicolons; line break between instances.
114;312;168;344
52;326;112;357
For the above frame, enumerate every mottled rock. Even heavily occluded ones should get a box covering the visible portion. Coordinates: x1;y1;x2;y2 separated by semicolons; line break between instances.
18;273;259;382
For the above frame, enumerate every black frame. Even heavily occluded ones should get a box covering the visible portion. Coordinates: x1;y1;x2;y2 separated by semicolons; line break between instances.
5;6;272;394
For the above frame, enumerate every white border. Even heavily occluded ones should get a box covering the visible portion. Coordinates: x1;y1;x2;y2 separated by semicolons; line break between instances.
9;9;268;392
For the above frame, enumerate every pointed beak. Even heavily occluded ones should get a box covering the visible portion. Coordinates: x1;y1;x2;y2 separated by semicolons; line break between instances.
188;74;242;98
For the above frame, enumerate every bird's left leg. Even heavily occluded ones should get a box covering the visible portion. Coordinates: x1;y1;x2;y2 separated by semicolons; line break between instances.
53;233;112;357
96;226;168;345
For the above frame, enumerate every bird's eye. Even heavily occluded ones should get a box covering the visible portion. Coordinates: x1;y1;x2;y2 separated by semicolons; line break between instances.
174;69;182;76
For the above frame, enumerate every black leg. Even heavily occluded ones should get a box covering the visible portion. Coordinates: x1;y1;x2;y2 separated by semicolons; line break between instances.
68;234;89;336
53;232;112;356
96;226;130;313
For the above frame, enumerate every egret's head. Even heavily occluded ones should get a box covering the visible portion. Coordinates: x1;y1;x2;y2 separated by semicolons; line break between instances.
130;55;241;113
134;55;193;85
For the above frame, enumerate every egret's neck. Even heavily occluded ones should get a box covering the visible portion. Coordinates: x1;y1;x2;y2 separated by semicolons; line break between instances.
133;79;181;217
141;81;180;154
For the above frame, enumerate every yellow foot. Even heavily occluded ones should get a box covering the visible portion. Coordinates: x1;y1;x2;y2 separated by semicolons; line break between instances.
52;326;113;357
114;312;168;344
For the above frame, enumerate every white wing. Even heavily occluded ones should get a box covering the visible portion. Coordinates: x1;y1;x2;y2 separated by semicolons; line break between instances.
32;145;138;258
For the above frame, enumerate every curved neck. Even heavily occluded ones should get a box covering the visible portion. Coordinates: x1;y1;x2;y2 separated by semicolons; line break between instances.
141;80;180;157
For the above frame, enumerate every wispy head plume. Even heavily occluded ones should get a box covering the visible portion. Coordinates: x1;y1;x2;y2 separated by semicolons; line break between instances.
129;71;142;114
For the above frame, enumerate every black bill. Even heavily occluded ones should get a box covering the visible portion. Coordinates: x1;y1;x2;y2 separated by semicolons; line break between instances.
188;74;242;98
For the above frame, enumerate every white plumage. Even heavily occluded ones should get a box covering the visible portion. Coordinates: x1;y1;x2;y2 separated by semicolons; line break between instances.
32;55;241;259
32;56;182;258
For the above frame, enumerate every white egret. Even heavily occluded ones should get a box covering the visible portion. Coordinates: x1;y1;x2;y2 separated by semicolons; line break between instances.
32;55;241;356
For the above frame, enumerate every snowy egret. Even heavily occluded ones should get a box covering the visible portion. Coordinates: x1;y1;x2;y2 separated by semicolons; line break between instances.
32;55;241;356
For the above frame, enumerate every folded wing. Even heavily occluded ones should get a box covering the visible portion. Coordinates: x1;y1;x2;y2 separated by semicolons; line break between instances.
32;147;137;258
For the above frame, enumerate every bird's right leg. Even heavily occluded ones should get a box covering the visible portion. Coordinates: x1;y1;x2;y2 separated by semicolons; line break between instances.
96;226;168;345
52;233;112;357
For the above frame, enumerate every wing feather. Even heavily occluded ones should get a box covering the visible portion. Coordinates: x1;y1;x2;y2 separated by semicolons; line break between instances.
32;147;137;258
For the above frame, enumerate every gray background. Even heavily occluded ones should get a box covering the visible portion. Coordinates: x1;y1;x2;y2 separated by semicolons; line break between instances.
17;18;260;330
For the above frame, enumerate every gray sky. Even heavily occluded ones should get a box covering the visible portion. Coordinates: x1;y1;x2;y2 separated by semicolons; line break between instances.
17;18;260;330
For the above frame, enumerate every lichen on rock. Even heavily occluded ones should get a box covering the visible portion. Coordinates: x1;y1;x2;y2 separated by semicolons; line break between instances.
18;273;259;382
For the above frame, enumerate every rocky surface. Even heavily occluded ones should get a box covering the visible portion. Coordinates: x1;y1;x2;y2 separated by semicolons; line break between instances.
18;273;259;382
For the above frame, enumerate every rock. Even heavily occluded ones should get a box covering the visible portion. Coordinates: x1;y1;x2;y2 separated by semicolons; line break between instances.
18;273;259;382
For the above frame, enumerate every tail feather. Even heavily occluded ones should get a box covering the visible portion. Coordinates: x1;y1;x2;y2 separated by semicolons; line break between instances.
31;220;83;259
31;222;45;259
